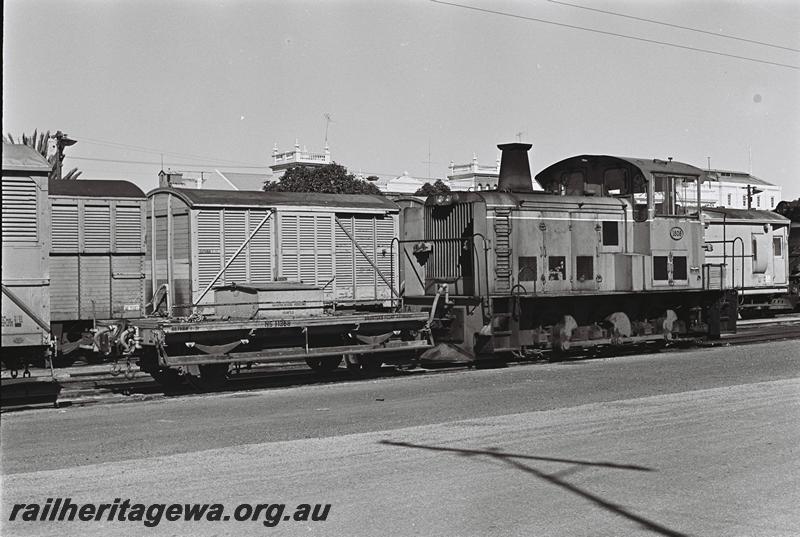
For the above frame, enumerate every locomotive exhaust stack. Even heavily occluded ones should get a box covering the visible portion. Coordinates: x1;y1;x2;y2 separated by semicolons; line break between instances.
497;142;534;193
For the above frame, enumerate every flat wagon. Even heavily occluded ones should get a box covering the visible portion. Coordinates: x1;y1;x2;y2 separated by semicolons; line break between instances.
106;188;431;387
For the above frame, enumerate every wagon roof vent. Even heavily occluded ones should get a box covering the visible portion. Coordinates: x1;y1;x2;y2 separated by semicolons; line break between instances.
497;142;534;193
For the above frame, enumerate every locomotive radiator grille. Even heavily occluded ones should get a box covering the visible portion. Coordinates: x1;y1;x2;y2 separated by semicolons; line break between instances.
425;203;473;285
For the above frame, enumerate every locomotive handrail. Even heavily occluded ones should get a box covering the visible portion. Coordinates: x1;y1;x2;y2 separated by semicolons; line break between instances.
731;236;746;303
704;237;749;298
390;237;426;291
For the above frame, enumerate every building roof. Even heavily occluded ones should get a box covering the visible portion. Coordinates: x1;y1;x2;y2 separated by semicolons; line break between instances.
217;171;271;191
373;172;427;195
702;207;789;224
49;178;146;199
151;187;399;211
2;143;51;173
705;170;774;187
162;170;272;191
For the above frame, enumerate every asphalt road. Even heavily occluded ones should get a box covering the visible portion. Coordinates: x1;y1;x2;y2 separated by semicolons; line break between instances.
1;340;799;536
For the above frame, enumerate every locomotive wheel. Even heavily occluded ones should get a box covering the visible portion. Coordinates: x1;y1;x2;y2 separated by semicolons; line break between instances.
305;356;342;372
552;315;577;355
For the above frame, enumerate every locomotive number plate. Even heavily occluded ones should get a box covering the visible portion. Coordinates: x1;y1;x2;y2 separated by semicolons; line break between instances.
669;227;684;240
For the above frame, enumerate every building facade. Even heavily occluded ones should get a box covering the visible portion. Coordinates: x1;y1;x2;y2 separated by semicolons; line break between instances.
672;169;782;211
707;170;782;210
270;141;331;178
447;154;501;191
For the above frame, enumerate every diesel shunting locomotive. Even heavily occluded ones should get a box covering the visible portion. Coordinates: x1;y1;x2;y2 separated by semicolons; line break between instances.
402;143;788;363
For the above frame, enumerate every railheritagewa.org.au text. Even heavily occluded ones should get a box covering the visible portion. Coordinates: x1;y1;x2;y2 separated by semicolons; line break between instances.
8;498;331;528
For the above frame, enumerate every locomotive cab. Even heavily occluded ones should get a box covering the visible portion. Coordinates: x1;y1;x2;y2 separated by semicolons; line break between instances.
537;155;709;293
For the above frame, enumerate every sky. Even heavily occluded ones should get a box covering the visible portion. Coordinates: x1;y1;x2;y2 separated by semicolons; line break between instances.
3;0;799;199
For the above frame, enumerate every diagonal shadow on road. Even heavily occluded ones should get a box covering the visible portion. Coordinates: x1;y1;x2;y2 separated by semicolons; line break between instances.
380;440;690;537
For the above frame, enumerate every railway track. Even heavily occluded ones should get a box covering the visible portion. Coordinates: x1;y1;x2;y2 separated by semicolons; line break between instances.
3;315;799;411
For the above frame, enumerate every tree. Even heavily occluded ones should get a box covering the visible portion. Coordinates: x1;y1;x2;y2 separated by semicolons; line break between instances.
414;179;451;197
775;198;800;222
3;130;82;180
264;163;383;195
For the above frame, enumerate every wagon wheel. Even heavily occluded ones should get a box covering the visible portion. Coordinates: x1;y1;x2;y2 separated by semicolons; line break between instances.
186;363;230;391
85;352;106;365
52;351;76;368
305;356;342;373
345;355;382;378
149;368;184;390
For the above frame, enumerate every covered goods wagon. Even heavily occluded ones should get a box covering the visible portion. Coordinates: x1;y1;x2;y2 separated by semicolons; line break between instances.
48;179;147;358
145;188;401;316
1;143;52;367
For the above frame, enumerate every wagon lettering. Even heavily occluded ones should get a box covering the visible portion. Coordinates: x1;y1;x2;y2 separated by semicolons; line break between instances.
263;319;291;328
2;314;24;328
669;227;684;240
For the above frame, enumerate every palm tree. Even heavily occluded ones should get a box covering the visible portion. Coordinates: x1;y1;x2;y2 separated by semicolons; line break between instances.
3;130;82;180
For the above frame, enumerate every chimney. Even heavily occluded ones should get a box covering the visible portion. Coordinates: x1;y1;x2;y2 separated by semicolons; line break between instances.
497;142;533;193
158;170;184;188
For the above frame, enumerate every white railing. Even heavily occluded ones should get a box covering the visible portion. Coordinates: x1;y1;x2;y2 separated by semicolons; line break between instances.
273;151;330;165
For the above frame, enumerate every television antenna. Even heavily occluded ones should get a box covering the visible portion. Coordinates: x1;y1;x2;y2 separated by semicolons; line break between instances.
323;113;333;146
